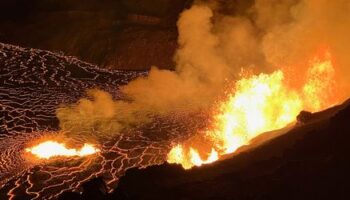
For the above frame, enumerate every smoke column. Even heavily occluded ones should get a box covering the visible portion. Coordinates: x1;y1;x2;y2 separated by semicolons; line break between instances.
57;0;350;141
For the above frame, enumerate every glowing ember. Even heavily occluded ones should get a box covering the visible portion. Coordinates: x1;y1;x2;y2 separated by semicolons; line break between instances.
25;141;100;159
168;51;339;169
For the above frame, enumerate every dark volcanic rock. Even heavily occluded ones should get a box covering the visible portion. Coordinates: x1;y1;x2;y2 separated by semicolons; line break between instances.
81;177;108;200
0;0;193;70
58;191;82;200
296;110;313;124
106;99;350;200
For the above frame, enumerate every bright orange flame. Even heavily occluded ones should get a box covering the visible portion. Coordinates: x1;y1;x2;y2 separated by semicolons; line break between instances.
25;141;100;159
167;51;339;169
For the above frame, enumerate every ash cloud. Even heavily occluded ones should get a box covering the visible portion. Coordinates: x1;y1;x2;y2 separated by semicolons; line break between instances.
57;0;350;141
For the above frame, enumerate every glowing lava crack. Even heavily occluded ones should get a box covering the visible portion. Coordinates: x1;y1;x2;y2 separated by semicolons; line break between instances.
25;141;100;159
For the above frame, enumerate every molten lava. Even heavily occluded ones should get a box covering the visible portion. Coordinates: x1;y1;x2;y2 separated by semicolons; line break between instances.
168;51;338;169
25;141;100;159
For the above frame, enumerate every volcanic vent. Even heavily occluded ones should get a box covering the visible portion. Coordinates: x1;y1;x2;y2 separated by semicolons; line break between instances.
1;0;350;199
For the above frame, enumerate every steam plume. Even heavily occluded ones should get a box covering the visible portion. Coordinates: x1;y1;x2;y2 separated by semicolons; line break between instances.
57;0;350;141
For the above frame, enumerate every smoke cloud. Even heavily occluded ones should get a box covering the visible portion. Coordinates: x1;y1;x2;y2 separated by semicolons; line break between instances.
57;0;350;141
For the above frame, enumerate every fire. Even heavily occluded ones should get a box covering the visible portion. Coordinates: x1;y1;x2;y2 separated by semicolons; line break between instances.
168;51;338;169
25;141;100;159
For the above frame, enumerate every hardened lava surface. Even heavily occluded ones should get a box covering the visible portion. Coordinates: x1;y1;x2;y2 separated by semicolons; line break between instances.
0;43;207;199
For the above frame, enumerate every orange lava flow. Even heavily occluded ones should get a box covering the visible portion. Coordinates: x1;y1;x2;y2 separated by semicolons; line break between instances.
167;51;339;169
25;141;100;159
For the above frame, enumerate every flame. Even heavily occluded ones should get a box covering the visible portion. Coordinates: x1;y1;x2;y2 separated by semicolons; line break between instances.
303;51;336;111
168;51;338;169
25;141;100;159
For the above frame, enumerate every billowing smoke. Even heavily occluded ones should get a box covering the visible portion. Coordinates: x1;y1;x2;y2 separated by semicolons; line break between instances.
57;0;350;141
254;0;350;92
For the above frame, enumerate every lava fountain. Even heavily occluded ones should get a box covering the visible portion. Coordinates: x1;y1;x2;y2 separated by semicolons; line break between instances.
168;50;339;169
25;141;100;159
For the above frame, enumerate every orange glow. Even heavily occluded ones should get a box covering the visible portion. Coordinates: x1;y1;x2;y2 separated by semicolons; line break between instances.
167;51;339;169
303;51;336;111
25;141;100;159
